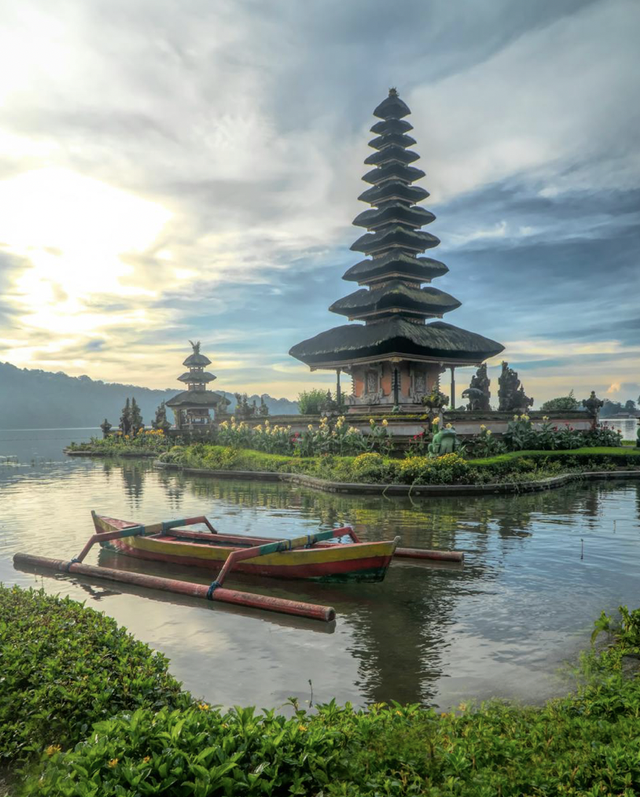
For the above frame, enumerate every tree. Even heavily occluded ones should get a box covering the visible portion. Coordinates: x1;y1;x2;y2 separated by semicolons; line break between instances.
119;398;131;436
152;401;171;432
297;389;330;415
540;391;579;412
624;399;636;413
130;397;143;434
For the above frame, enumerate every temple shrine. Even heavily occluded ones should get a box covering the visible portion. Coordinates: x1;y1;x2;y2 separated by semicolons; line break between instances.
290;89;504;411
166;341;229;429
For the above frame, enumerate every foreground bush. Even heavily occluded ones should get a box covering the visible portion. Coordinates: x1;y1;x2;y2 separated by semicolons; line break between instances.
4;585;640;795
0;586;189;766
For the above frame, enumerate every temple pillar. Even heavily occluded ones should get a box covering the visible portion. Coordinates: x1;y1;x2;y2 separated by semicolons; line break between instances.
450;366;456;409
336;368;342;406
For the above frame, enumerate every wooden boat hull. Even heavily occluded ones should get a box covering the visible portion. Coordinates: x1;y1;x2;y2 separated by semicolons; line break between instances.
92;514;397;583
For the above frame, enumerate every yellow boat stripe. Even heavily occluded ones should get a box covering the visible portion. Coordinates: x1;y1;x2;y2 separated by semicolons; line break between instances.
127;536;394;566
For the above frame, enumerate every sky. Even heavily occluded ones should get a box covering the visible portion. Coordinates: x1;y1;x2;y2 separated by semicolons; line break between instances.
0;0;639;404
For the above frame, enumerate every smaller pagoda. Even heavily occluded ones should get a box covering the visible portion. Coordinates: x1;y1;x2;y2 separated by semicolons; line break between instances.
166;341;229;430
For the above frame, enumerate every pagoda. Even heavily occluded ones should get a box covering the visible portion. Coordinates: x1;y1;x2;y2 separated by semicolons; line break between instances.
166;341;229;429
289;89;504;411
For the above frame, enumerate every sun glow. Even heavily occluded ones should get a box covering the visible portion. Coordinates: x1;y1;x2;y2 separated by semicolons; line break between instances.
0;167;171;339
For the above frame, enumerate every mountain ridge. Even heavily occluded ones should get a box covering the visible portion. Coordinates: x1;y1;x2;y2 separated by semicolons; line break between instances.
0;361;298;429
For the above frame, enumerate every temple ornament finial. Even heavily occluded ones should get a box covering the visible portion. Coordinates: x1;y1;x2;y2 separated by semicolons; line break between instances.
188;340;201;355
389;86;398;96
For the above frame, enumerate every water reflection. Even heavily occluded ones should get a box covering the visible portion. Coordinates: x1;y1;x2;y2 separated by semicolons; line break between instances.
2;455;640;710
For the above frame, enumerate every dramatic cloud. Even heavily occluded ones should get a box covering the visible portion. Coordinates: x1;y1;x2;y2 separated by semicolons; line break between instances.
0;0;638;402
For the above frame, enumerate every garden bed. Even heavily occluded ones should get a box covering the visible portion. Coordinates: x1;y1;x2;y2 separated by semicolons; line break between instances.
153;444;640;495
3;584;640;795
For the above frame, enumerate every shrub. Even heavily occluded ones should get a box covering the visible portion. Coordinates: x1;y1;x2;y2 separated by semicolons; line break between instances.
296;389;329;415
348;452;396;483
17;595;640;797
540;391;580;411
0;587;189;766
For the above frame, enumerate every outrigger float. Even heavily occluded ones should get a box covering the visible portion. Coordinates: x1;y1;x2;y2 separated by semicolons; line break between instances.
13;512;464;622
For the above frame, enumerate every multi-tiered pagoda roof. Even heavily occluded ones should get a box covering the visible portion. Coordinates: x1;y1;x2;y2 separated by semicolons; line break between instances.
290;89;504;368
167;341;227;412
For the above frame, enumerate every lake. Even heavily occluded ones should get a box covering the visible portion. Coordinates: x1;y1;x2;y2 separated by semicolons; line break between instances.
1;428;639;711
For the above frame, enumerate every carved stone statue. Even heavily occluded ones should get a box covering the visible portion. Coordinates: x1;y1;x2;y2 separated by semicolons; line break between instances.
189;340;201;355
428;426;460;456
463;364;491;411
582;391;604;418
498;361;533;412
100;418;112;438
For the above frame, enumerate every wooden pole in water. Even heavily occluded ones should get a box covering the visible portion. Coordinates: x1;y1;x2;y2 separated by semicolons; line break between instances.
394;546;464;563
12;553;336;622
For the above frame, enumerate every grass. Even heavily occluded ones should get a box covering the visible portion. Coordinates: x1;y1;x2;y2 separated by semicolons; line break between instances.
159;444;640;487
4;585;640;795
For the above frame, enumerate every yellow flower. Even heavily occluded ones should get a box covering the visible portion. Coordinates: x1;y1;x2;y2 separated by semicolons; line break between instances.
108;758;119;768
124;434;130;440
433;416;440;425
382;419;388;427
513;415;519;421
395;710;402;716
45;745;62;756
198;702;210;710
487;429;492;436
143;756;151;763
298;724;307;732
255;425;262;433
480;424;486;431
445;423;453;429
307;424;314;431
543;415;549;421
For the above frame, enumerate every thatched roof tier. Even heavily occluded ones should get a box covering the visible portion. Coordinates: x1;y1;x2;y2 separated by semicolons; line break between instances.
358;182;429;206
368;132;416;151
362;162;425;186
329;282;460;320
183;352;211;367
177;371;217;384
290;319;504;367
353;203;435;231
364;146;419;167
166;390;228;409
343;253;449;285
370;118;413;136
373;89;411;120
351;226;440;256
289;88;504;375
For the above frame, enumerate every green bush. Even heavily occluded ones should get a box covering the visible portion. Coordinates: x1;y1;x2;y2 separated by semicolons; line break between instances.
296;389;329;415
540;391;580;411
10;590;640;796
0;587;189;766
348;452;397;483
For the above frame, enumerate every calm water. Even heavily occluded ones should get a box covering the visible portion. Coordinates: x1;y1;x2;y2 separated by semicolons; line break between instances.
1;429;639;711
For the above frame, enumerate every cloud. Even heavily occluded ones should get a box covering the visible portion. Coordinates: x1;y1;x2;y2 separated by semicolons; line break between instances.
0;0;638;402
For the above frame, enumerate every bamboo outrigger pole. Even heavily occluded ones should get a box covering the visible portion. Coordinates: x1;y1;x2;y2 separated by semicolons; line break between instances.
13;521;342;622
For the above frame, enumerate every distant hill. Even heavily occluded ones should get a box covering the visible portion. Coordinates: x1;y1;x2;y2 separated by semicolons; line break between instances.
0;362;298;429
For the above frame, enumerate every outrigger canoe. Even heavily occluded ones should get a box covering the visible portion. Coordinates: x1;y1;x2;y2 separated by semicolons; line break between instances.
92;512;399;583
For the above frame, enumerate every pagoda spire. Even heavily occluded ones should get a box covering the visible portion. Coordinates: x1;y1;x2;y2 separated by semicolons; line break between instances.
289;89;504;412
330;89;459;324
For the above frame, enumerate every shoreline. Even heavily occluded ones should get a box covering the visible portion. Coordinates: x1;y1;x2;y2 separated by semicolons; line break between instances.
153;460;640;496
